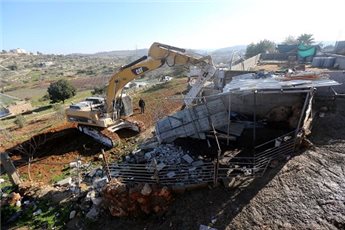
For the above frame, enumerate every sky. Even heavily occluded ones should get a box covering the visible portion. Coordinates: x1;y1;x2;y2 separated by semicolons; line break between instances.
1;0;345;54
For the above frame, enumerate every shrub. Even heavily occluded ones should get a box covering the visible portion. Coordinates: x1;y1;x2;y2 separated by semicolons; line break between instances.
14;115;26;128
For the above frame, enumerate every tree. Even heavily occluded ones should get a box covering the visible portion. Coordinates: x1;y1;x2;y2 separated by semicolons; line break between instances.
245;40;276;58
282;35;298;45
47;79;76;103
297;34;314;45
14;134;46;181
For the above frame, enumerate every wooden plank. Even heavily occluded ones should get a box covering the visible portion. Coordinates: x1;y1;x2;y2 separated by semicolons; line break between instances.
0;152;22;186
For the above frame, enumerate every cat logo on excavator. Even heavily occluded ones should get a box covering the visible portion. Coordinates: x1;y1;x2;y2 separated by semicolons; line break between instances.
132;66;149;75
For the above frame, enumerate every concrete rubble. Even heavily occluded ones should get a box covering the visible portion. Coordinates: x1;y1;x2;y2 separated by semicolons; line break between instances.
124;144;191;165
109;144;215;186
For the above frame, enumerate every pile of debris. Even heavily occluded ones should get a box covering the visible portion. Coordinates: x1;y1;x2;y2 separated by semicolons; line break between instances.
103;179;172;217
109;144;214;186
123;144;197;165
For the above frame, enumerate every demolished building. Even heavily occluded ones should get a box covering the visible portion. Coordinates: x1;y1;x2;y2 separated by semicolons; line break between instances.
107;69;342;190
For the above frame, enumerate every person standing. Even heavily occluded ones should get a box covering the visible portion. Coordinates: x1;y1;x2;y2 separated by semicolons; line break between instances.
139;98;145;114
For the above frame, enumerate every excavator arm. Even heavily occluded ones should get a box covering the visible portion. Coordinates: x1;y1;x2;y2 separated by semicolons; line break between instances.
105;42;215;114
105;56;164;113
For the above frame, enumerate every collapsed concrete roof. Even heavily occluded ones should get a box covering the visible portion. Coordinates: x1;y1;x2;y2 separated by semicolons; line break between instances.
155;71;340;144
222;72;340;94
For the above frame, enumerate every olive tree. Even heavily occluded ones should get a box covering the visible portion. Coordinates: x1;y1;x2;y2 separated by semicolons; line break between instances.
47;79;76;103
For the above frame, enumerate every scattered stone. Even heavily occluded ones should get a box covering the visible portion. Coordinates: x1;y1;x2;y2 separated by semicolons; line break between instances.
69;161;81;168
23;200;30;205
93;177;108;189
86;205;99;221
56;177;72;187
85;190;96;203
33;209;42;216
69;210;76;219
199;224;217;230
182;154;194;164
0;178;5;183
132;149;141;154
16;200;21;207
95;169;104;178
98;154;104;160
88;168;98;178
141;183;152;196
145;152;152;160
91;197;102;206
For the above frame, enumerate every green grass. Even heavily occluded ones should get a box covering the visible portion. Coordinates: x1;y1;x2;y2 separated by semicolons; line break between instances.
0;93;18;106
3;198;72;229
2;167;71;228
28;71;41;82
0;174;15;191
50;167;70;184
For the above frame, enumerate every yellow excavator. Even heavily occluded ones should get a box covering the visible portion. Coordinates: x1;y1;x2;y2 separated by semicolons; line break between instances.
65;42;216;147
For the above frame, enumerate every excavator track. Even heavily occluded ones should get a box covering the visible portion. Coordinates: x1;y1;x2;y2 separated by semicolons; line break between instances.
78;125;120;148
77;120;141;148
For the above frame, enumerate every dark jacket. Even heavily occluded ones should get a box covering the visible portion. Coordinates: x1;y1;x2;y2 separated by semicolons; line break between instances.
139;99;145;108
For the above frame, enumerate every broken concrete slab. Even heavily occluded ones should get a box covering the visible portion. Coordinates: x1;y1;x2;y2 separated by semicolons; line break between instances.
86;190;96;201
56;177;72;187
156;162;166;171
91;197;102;206
182;154;194;164
141;183;152;196
69;161;81;168
92;177;108;189
192;160;204;167
69;210;76;219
